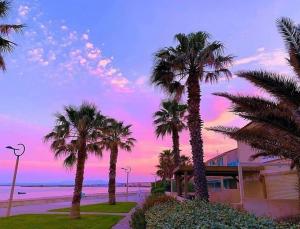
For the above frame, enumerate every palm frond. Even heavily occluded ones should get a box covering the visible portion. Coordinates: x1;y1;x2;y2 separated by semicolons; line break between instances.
237;70;300;107
0;24;24;35
277;17;300;77
0;1;9;18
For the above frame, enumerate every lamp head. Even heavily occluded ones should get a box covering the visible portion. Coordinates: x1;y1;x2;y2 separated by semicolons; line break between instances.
6;144;25;156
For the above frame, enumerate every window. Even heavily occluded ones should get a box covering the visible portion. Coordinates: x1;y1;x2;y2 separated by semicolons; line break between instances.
223;178;237;189
217;157;223;166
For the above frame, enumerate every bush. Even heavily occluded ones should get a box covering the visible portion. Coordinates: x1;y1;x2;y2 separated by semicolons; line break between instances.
145;200;298;229
130;194;177;229
151;180;169;194
130;207;146;229
142;194;177;211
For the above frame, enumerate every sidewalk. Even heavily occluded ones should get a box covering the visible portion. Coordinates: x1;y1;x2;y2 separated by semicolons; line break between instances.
112;192;148;229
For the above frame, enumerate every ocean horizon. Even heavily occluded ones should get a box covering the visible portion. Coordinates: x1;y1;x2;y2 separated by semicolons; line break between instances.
0;186;150;201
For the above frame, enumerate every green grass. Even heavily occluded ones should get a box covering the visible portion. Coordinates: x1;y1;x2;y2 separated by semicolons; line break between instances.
50;202;137;213
0;214;123;229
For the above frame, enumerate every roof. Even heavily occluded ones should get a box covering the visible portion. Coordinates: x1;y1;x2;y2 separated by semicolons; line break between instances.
173;165;263;176
206;148;238;164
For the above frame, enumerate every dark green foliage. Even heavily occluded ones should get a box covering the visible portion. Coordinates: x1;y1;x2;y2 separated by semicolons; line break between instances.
130;194;178;229
145;200;297;228
0;0;24;70
151;180;168;194
130;208;146;229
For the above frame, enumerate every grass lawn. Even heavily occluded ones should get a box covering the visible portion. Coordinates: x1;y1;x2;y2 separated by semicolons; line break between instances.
50;202;137;213
0;214;123;229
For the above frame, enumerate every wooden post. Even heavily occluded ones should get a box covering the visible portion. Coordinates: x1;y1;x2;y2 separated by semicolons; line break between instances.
6;156;20;217
260;175;268;199
184;171;188;199
238;164;244;206
221;177;224;191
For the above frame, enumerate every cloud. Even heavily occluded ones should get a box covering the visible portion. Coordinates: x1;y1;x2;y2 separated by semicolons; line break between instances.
16;3;133;92
18;5;29;17
234;48;288;68
85;42;94;49
82;33;89;40
61;25;68;31
98;58;111;67
27;48;49;66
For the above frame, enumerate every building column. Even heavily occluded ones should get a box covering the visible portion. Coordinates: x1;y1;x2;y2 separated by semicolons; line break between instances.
260;175;268;199
238;164;244;206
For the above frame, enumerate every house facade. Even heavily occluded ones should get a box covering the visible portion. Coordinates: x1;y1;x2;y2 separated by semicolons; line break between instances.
204;132;299;218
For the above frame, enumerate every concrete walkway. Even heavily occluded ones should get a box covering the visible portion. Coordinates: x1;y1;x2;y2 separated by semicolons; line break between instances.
112;192;148;229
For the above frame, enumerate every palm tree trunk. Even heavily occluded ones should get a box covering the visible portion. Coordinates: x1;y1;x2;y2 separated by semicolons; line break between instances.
172;128;182;196
296;163;300;209
187;74;209;201
70;148;87;219
108;145;118;205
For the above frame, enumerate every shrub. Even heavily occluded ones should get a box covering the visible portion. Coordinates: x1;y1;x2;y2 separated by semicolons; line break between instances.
151;180;169;194
142;194;177;211
130;194;177;229
145;200;299;229
130;207;146;229
151;187;165;194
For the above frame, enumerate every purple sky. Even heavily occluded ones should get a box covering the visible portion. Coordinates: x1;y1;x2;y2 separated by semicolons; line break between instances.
0;0;297;183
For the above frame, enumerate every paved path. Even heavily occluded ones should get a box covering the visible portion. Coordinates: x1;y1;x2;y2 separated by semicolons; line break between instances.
112;192;148;229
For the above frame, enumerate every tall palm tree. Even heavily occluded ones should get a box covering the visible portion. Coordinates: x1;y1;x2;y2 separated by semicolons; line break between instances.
207;17;300;198
153;100;187;195
100;119;136;205
44;103;106;219
0;1;24;71
151;32;233;200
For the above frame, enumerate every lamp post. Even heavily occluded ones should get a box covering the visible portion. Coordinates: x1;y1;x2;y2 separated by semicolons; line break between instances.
121;167;131;196
5;144;25;217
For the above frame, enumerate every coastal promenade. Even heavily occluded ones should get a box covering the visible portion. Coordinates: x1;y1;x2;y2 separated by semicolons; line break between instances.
0;191;149;218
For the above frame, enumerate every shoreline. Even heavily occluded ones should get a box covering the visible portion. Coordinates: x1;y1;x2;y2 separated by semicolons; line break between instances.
0;190;149;208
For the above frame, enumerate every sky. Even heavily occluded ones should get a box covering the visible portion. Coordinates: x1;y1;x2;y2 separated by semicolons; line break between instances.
0;0;298;183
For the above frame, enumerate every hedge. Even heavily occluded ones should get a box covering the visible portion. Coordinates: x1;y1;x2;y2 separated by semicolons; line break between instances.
145;200;298;229
130;194;177;229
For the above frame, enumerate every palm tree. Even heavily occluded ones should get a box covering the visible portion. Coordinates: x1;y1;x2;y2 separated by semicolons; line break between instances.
156;149;192;181
100;119;136;205
207;17;300;199
44;103;106;219
180;155;193;166
153;100;187;195
0;1;24;70
156;149;175;181
151;32;233;200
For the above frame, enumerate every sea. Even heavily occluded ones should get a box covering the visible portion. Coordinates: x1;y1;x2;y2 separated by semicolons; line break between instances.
0;186;150;201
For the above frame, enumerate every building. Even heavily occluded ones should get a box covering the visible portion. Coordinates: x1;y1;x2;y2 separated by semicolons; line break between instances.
173;123;300;218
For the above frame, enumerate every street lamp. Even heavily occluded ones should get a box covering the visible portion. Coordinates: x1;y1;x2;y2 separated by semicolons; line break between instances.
121;167;131;197
5;143;25;217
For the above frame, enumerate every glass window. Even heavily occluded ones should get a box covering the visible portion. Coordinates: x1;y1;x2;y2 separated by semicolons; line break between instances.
223;178;237;189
